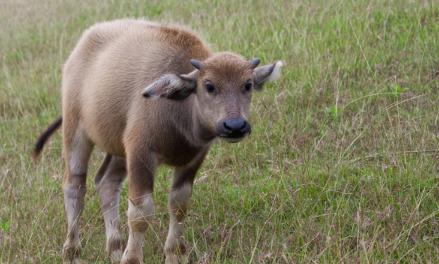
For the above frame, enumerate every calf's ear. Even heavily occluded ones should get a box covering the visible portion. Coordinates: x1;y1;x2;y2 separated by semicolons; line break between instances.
142;70;198;100
253;61;283;90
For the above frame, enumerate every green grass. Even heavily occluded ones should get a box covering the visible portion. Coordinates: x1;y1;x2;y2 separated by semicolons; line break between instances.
1;0;438;263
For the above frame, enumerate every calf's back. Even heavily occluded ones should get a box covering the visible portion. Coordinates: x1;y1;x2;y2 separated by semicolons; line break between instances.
61;19;211;155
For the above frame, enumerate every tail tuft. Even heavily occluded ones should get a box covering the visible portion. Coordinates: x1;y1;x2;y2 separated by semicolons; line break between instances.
32;117;62;161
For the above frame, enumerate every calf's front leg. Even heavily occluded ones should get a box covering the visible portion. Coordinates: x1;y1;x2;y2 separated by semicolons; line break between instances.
121;150;156;264
165;151;207;264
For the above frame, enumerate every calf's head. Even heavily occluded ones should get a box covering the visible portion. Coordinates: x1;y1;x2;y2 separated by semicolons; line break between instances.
143;52;283;143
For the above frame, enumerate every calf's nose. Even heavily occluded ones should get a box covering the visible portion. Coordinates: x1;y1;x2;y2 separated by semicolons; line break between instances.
222;118;251;137
223;119;246;131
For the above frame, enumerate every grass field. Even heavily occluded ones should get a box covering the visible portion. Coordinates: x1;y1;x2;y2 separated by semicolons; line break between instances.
1;0;438;263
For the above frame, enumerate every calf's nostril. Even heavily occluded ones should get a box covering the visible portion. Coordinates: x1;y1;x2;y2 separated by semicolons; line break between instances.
224;119;244;131
223;121;232;131
239;121;247;130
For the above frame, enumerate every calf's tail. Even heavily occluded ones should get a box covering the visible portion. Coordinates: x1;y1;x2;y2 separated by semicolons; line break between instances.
32;117;62;160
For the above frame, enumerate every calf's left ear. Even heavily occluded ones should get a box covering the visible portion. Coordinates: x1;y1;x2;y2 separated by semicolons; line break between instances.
142;70;198;100
253;61;284;90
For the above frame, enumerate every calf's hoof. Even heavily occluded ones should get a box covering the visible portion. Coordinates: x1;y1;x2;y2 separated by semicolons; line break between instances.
62;244;81;264
121;252;142;264
165;253;188;264
165;239;188;264
63;259;82;264
109;249;123;263
107;238;124;263
121;257;142;264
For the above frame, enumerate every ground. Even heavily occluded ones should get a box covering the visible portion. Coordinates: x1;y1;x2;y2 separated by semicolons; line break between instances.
0;0;438;263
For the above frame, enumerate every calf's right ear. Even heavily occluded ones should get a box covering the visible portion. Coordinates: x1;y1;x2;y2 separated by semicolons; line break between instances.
142;70;198;100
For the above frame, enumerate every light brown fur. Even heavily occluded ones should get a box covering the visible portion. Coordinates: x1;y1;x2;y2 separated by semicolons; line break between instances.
34;19;282;264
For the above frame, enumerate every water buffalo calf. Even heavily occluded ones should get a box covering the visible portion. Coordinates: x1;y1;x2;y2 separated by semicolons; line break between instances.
33;19;283;264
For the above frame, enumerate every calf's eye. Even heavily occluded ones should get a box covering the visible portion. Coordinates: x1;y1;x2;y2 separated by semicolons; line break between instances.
244;82;252;92
205;82;215;93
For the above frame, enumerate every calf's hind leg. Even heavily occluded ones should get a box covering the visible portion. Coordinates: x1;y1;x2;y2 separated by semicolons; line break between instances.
62;129;94;263
95;154;126;263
